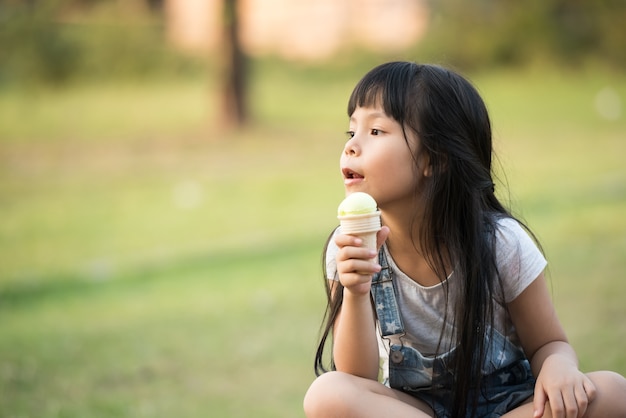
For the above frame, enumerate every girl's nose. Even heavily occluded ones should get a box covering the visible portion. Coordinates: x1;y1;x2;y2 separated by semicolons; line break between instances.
344;137;359;156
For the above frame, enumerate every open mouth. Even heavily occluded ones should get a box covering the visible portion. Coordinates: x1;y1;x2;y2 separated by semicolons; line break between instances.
343;168;364;180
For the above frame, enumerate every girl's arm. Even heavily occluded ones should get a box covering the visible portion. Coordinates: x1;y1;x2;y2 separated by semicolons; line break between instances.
331;227;389;380
508;272;596;418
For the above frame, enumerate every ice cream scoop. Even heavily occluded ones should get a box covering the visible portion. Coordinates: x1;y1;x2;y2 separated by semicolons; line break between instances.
337;192;378;216
337;192;381;250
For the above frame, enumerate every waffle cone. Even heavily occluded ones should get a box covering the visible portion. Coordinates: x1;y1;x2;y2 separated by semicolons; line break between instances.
338;211;381;250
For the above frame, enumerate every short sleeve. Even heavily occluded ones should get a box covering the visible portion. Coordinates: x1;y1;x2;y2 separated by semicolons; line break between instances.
495;218;547;303
325;230;340;280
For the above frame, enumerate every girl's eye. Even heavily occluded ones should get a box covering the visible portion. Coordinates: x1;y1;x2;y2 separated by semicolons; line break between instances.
371;129;380;136
345;131;355;139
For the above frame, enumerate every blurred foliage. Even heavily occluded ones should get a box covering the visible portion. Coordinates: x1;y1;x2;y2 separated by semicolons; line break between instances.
421;0;626;70
0;0;203;88
0;1;76;85
0;0;624;89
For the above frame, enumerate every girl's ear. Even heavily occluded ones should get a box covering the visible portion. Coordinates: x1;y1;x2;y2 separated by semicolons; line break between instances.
422;152;448;177
420;152;433;177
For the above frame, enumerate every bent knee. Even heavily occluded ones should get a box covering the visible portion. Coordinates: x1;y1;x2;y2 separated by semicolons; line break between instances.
303;372;360;418
588;370;626;394
586;370;626;415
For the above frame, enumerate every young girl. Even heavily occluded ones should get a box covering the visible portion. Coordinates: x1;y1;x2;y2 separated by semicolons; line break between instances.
303;62;626;418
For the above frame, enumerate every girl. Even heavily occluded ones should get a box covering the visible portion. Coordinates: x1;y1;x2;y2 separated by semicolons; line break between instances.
303;62;626;418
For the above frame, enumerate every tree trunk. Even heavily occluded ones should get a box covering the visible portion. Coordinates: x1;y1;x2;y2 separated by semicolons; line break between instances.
219;0;247;130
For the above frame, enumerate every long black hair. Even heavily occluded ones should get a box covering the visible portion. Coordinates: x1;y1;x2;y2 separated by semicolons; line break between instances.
313;62;540;417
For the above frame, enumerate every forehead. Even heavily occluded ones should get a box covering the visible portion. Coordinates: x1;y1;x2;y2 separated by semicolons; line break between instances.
349;106;395;123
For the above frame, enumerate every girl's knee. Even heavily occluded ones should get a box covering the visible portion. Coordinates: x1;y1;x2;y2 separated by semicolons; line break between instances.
589;370;626;393
303;372;360;418
587;371;626;414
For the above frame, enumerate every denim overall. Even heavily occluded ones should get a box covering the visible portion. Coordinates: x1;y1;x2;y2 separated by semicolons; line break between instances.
370;250;536;417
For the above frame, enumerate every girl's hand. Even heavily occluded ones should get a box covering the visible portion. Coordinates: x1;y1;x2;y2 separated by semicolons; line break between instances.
335;226;389;296
533;354;596;418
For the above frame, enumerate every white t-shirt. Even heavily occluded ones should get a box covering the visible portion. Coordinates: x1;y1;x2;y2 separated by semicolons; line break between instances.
325;217;547;357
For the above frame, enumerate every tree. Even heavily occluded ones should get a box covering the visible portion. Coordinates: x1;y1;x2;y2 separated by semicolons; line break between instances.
219;0;248;130
422;0;626;69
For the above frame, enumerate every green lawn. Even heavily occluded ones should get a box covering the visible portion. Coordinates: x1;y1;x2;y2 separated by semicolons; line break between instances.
1;63;625;417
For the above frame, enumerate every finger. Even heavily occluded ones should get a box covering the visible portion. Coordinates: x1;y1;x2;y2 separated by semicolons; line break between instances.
573;383;589;418
337;258;380;276
338;271;371;287
548;391;566;418
335;233;364;248
533;385;547;418
582;376;597;403
559;387;578;418
338;270;378;295
336;246;377;264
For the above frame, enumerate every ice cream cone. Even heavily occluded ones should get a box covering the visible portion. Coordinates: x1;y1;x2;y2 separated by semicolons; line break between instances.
338;212;381;250
337;192;382;250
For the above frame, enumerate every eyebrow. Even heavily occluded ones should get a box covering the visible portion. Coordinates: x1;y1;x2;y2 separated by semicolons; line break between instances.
349;111;389;123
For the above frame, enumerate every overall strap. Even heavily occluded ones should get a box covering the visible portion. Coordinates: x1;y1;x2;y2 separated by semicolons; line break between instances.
371;248;405;337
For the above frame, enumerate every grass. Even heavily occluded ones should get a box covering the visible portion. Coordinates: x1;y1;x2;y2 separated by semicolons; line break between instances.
1;241;324;417
1;62;625;417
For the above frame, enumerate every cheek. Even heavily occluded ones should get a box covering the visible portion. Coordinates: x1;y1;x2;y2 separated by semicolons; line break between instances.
396;151;418;176
398;155;421;189
372;141;416;182
386;157;417;188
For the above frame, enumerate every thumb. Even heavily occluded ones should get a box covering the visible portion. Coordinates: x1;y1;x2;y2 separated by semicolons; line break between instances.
376;226;390;250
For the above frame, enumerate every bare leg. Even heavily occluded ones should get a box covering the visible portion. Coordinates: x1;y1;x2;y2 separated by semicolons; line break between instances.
502;371;626;418
304;371;434;418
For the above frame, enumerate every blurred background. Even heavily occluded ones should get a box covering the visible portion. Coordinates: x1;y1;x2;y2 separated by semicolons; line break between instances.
0;0;624;417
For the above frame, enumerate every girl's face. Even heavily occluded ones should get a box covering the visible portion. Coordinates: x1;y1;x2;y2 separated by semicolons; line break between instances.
341;105;427;212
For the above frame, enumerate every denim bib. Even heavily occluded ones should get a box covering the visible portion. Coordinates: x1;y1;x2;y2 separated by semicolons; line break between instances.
370;249;535;417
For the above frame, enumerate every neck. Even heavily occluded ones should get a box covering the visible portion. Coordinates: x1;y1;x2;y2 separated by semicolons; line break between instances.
380;206;451;286
380;200;423;252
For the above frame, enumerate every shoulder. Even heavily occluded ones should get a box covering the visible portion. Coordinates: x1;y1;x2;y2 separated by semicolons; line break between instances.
493;216;547;303
494;217;541;259
494;216;533;242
